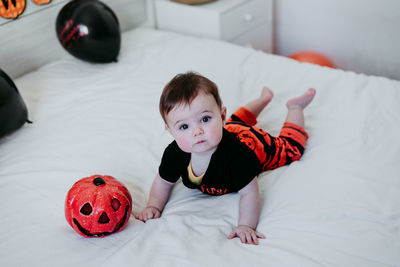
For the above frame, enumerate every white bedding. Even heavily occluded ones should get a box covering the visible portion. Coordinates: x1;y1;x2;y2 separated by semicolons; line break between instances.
1;28;399;267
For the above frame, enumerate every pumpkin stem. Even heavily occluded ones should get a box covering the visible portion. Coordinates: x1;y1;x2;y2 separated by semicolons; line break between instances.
93;177;105;186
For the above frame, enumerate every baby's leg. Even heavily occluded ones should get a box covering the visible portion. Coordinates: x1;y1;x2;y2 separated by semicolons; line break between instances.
285;88;316;128
244;86;274;118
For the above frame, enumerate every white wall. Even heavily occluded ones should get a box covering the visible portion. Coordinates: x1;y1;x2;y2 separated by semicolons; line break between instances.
274;0;400;80
3;0;399;80
145;0;400;80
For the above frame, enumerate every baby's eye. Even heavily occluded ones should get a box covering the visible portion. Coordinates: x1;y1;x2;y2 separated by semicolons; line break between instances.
201;116;211;123
179;124;189;130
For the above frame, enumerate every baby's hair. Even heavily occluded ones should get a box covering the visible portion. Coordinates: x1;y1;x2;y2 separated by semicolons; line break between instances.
159;71;222;124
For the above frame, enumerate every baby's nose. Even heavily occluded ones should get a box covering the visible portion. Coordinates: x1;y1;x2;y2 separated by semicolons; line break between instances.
193;126;204;136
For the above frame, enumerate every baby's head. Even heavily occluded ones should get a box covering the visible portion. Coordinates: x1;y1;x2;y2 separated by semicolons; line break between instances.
159;72;222;124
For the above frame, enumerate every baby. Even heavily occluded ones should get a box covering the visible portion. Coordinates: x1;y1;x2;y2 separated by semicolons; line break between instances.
135;72;316;245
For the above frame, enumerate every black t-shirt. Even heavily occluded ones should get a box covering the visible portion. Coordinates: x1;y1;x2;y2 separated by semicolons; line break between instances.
158;129;262;195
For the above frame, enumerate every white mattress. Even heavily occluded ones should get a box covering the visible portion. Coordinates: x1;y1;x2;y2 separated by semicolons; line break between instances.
1;28;399;267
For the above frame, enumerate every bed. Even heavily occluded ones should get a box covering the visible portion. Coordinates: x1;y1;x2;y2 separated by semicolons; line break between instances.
1;8;400;267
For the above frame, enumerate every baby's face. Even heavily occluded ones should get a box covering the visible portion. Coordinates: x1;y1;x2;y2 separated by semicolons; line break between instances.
166;92;226;154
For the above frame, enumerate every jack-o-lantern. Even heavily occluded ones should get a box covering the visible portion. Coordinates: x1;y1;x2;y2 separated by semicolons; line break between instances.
0;0;26;19
65;175;132;237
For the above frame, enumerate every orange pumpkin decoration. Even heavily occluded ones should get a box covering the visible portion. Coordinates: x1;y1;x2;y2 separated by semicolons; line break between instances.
32;0;51;5
0;0;26;19
65;175;132;237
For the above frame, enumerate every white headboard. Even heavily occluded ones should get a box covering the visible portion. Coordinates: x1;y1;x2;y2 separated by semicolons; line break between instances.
0;0;147;78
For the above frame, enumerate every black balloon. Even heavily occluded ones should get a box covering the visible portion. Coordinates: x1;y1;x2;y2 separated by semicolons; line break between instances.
0;69;29;139
56;0;121;63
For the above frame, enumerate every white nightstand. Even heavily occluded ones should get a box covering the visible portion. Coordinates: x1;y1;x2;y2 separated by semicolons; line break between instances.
154;0;274;53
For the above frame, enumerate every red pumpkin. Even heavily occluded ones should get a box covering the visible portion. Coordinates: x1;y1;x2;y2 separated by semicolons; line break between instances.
65;175;132;237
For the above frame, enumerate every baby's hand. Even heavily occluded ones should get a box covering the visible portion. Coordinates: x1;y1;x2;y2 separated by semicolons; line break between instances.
135;206;161;222
228;225;266;245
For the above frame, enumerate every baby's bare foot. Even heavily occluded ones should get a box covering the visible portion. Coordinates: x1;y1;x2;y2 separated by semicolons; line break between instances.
286;88;316;110
261;86;274;105
243;86;274;117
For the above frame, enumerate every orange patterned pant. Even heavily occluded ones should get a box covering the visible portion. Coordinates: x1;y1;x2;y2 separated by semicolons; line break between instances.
224;107;309;171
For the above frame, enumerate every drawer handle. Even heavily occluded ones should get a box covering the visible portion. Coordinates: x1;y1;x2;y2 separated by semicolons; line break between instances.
243;13;253;22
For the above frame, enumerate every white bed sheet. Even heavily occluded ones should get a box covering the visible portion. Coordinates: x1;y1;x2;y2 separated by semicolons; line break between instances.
1;28;399;267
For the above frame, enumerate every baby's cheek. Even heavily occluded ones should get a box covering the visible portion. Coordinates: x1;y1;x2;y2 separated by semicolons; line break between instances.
175;136;192;153
209;127;223;145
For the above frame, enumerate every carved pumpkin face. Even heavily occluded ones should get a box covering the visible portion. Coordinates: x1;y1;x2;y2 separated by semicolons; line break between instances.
0;0;26;19
65;175;132;237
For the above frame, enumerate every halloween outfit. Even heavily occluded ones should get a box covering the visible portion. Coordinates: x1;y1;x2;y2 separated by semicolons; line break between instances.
159;107;308;196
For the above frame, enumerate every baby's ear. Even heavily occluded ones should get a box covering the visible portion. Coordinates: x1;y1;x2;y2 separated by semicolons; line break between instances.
221;106;227;121
165;124;174;136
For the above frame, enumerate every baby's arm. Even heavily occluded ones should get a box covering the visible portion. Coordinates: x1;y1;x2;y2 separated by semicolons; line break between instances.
228;178;266;245
135;173;174;222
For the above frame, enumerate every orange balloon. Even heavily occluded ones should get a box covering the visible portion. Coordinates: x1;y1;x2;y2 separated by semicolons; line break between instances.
289;51;335;68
